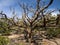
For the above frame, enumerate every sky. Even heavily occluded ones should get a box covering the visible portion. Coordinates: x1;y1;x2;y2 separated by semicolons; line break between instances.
0;0;60;18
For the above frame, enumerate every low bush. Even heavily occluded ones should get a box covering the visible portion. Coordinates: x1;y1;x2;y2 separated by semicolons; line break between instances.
0;36;9;45
46;28;60;39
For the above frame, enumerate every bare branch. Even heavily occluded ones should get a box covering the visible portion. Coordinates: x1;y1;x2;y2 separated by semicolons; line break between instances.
40;0;53;11
36;0;41;11
31;0;53;24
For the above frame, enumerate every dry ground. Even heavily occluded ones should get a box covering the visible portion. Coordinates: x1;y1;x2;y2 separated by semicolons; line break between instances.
6;34;60;45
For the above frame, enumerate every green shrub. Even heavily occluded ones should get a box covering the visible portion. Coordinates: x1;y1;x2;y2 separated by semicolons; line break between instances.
0;22;11;35
46;28;60;38
0;36;9;45
0;29;11;36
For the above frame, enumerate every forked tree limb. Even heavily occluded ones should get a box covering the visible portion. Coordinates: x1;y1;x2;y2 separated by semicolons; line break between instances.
32;0;53;23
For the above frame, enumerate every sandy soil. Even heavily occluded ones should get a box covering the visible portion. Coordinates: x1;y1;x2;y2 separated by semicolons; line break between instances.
7;34;60;45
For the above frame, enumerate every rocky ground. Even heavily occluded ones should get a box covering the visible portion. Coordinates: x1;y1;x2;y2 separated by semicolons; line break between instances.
6;34;60;45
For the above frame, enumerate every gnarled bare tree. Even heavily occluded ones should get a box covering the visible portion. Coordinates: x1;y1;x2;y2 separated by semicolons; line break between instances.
18;0;54;45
